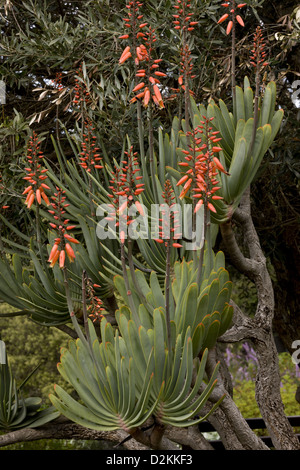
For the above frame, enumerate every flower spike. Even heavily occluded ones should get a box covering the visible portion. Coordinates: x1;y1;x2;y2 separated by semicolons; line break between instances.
176;117;228;214
23;132;50;209
119;3;166;109
72;63;90;107
154;179;182;248
47;187;79;268
250;26;269;69
217;0;246;35
106;146;145;234
78;117;103;173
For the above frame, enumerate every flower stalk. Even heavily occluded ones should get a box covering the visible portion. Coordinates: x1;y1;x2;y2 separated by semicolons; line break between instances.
249;25;269;155
172;0;198;132
47;187;79;269
78;117;103;216
218;1;246;114
119;4;166;204
107;146;146;324
22;132;50;259
176;116;228;285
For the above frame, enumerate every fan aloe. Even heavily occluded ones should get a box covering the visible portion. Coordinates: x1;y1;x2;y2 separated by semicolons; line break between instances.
114;249;233;356
0;353;59;431
166;78;283;224
50;309;223;431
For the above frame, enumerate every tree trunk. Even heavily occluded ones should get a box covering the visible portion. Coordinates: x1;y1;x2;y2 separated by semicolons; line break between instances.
219;188;300;450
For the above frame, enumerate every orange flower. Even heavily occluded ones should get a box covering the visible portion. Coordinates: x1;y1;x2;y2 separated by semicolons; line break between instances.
173;0;198;32
59;250;66;268
48;242;59;262
133;82;145;92
236;15;244;26
47;187;79;268
217;0;246;35
154;180;182;248
135;200;144;216
119;48;132;64
176;118;227;214
107;146;145;242
65;243;76;262
153;84;164;108
119;17;166;109
118;1;145;65
250;26;269;69
218;13;229;24
23;132;50;209
226;21;233;35
120;230;126;244
78;118;103;173
143;87;151;107
73;63;91;108
177;174;189;186
49;249;60;268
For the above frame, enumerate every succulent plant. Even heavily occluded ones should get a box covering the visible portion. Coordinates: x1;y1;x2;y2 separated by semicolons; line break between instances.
0;353;59;431
114;249;233;356
50;311;223;431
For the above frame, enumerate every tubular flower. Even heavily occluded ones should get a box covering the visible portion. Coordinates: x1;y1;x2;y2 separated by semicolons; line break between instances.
85;277;105;323
217;1;246;35
107;146;145;234
250;26;269;69
78;118;103;172
52;72;64;90
23;132;50;209
173;0;198;32
154;179;182;248
178;43;196;95
118;1;145;65
129;27;166;109
169;1;197;100
72;63;90;107
176;117;229;214
47;187;79;268
118;3;165;109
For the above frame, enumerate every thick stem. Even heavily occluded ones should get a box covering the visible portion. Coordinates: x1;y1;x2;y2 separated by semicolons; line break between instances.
0;417;149;450
220;190;300;449
204;348;269;450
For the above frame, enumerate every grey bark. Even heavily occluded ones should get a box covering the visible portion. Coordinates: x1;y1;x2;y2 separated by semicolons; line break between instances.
219;188;300;450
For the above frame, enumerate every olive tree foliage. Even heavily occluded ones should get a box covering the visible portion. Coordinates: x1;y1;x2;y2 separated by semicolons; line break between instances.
0;0;299;451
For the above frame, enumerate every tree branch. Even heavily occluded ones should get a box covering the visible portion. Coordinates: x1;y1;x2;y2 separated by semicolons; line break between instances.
0;417;146;450
0;417;181;451
220;189;300;449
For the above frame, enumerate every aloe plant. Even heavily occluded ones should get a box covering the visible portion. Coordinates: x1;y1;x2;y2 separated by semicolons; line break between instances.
166;78;284;224
0;247;80;326
0;353;59;431
114;249;233;356
50;308;223;431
